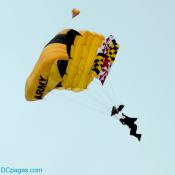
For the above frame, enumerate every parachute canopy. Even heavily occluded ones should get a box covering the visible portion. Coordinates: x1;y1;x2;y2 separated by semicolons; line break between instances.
25;29;119;101
72;8;80;18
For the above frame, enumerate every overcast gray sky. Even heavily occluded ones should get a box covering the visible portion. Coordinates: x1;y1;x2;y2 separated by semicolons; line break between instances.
0;0;175;174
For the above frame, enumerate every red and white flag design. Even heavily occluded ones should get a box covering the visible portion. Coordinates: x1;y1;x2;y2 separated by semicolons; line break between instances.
98;58;111;85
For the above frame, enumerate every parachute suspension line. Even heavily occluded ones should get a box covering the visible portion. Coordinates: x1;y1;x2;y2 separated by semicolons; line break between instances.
61;92;109;116
100;66;124;108
108;74;125;106
107;74;119;100
85;85;112;111
91;87;111;108
108;88;117;104
84;96;110;116
101;84;116;105
79;100;109;116
70;82;110;112
94;82;114;107
91;80;116;109
80;80;117;114
82;92;111;114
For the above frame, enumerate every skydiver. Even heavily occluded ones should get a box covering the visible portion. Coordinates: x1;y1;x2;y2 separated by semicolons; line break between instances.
120;113;142;141
111;105;124;116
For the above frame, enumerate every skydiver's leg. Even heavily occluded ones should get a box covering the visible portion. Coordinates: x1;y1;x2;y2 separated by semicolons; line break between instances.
130;124;137;136
130;124;141;141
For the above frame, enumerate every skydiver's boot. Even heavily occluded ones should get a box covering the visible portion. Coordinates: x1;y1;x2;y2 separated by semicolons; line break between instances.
137;134;142;141
130;130;142;141
134;134;142;141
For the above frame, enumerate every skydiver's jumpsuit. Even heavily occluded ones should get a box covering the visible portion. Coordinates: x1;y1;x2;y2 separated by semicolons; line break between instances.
120;114;141;141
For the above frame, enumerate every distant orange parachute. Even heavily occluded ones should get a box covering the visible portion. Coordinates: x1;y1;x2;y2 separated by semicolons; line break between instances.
72;8;80;18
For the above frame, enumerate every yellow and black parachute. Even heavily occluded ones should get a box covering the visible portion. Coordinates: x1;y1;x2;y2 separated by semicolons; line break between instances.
25;10;119;101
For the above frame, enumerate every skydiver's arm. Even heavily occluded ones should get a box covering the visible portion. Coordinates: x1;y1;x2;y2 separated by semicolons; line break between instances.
122;113;127;117
119;119;125;125
122;113;137;121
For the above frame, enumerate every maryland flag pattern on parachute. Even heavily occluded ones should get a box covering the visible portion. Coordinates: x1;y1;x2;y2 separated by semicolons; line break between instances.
92;35;119;85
